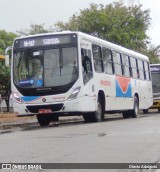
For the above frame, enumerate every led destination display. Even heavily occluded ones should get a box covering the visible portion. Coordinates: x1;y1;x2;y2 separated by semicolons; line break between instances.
14;34;77;48
150;66;160;73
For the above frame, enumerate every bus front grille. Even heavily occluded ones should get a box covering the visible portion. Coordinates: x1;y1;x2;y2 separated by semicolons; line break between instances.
26;104;64;113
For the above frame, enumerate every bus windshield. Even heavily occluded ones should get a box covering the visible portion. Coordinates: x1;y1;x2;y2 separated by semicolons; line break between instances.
13;47;78;88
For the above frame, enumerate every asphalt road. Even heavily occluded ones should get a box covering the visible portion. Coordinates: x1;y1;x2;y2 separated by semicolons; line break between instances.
1;112;160;172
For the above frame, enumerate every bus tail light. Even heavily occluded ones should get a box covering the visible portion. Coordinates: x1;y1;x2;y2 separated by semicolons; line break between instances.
67;87;81;101
13;93;24;104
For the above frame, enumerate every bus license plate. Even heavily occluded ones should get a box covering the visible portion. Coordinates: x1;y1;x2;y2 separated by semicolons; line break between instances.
38;109;52;114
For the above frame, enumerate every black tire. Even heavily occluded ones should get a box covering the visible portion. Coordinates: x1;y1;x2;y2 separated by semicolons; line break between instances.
83;113;93;122
158;108;160;113
122;111;130;119
37;114;51;126
130;96;139;118
91;97;103;122
143;109;148;114
51;115;59;122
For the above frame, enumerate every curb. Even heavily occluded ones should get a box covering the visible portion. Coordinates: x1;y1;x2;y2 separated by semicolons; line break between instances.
0;121;38;131
0;117;83;131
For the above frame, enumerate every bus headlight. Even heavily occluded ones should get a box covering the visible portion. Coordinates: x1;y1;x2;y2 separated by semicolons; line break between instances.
67;87;81;101
13;93;24;104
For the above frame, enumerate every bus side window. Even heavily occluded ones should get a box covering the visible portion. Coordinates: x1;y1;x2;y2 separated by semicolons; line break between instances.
138;59;145;80
130;57;138;79
112;51;123;76
82;55;92;73
92;44;103;73
122;54;131;77
144;61;150;81
102;47;113;74
81;48;93;84
81;48;92;72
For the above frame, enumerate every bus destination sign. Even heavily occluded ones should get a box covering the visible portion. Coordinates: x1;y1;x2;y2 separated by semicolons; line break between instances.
14;34;77;48
150;66;160;73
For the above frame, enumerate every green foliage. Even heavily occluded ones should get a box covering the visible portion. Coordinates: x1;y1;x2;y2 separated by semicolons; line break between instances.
54;2;160;63
0;61;11;112
0;30;16;112
55;2;150;52
143;45;160;64
0;29;17;54
17;23;54;36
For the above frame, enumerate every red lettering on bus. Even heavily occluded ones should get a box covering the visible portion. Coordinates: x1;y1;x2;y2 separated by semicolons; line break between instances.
100;80;111;86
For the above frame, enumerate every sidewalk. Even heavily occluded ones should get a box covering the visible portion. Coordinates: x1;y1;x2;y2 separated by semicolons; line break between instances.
0;113;36;123
0;112;83;131
0;113;37;130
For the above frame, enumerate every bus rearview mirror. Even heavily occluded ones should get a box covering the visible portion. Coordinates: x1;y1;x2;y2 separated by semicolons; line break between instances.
5;55;9;67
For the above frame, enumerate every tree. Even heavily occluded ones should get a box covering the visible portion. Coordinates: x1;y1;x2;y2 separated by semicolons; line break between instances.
54;2;151;52
17;23;53;36
0;30;16;54
0;61;11;112
0;30;17;112
144;45;160;64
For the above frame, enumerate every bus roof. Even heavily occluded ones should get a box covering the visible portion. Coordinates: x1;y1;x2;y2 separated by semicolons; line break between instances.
14;31;149;61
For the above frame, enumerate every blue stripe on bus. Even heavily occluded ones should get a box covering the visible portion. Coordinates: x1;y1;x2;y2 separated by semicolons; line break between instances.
21;96;41;102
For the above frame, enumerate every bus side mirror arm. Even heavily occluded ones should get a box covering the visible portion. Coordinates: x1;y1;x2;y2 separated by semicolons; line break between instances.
5;46;12;67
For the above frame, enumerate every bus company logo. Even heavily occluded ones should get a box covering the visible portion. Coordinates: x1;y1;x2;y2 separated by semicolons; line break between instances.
116;76;132;97
42;98;46;102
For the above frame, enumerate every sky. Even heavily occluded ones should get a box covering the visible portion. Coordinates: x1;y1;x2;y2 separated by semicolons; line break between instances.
1;0;160;46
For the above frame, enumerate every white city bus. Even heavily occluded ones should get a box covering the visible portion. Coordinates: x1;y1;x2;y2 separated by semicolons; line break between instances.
7;31;153;125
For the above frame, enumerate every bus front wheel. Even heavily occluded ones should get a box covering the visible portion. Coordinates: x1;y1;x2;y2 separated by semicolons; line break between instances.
122;111;130;119
37;114;51;126
92;97;103;122
83;97;103;122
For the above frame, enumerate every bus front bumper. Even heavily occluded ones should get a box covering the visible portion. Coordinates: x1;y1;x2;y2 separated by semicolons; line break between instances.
13;95;97;116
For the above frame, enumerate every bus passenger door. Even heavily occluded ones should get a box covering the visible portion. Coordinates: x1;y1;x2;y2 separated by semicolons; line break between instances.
80;41;96;111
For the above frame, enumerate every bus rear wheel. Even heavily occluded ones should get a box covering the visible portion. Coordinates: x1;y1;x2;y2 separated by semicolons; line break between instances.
130;96;139;118
37;114;51;126
143;109;148;114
